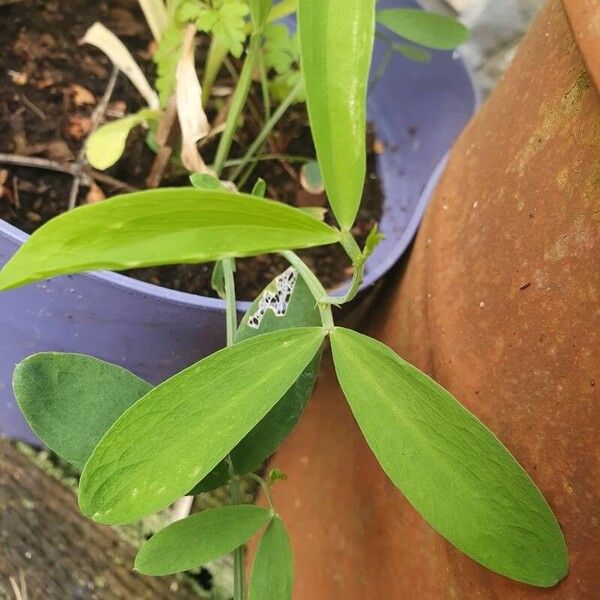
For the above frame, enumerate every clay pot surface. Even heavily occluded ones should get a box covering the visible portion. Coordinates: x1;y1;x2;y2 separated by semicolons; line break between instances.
267;1;600;597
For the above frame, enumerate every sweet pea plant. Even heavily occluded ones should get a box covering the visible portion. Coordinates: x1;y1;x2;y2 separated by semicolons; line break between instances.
1;1;568;598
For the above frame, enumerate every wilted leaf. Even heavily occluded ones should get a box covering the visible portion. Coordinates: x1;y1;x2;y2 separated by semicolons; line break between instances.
82;22;160;109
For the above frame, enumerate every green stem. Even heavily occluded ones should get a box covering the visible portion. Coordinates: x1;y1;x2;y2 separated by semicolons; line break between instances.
247;473;276;513
258;52;271;121
214;34;262;177
280;250;335;330
221;153;313;169
230;80;303;183
203;37;229;106
369;32;394;95
223;258;237;346
223;257;245;600
321;231;365;304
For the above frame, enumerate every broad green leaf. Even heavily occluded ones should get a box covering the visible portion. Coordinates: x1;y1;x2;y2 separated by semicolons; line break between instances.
298;0;375;230
135;505;271;575
191;267;322;493
86;110;159;170
249;516;293;600
0;188;341;292
79;327;326;524
13;353;151;470
330;327;568;588
377;9;469;50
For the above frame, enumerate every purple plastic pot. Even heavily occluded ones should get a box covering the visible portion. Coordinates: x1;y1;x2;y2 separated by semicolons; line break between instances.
0;0;477;444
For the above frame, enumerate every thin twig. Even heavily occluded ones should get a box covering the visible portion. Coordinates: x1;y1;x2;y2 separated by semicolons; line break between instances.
11;176;20;209
19;93;46;121
146;94;178;188
0;153;91;184
84;167;137;192
68;65;119;210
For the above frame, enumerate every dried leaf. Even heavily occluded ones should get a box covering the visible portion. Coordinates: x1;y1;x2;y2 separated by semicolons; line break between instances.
85;183;106;204
82;22;160;110
70;84;96;107
176;24;210;173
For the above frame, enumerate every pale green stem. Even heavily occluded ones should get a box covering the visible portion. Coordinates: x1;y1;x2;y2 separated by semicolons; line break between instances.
280;250;334;330
321;231;366;305
247;472;276;513
222;256;245;600
230;80;303;183
221;153;312;168
214;34;262;176
202;37;229;106
258;52;271;121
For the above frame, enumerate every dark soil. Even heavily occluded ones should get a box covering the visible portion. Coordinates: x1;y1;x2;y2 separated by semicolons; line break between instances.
0;0;383;301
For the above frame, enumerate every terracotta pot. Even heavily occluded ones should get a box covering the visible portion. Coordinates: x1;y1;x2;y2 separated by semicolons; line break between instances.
265;0;600;597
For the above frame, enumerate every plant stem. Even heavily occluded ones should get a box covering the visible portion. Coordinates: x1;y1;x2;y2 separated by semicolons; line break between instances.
247;473;275;512
230;80;303;183
280;251;335;329
258;53;271;121
202;36;229;106
221;153;313;169
214;34;262;177
222;256;245;600
223;257;237;347
321;231;366;304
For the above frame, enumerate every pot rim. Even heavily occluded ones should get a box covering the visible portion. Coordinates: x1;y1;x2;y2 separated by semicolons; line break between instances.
562;0;600;94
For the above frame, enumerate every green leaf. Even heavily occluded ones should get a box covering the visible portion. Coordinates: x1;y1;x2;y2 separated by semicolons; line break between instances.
153;24;184;107
191;267;322;493
377;9;469;50
13;353;151;470
232;268;322;473
0;188;340;292
86;110;159;170
189;172;225;190
210;260;227;299
330;327;568;588
362;224;385;260
135;505;271;575
249;516;293;600
298;0;375;230
79;327;326;524
249;0;273;32
267;0;296;23
251;178;267;197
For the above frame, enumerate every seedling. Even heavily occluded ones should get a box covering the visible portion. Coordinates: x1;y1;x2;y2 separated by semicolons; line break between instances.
1;2;567;599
